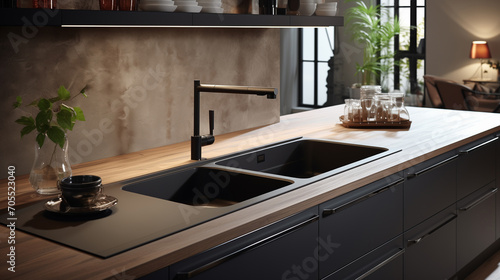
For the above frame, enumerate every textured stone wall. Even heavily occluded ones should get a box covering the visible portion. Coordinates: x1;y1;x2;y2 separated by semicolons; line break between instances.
0;24;280;177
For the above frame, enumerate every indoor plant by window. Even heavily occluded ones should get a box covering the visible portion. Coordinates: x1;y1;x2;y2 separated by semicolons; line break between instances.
345;0;400;87
13;85;87;195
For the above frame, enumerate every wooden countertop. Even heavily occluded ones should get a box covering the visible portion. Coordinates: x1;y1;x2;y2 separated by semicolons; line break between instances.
2;105;500;279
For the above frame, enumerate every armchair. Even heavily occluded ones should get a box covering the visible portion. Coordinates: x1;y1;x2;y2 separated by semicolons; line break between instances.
434;80;500;112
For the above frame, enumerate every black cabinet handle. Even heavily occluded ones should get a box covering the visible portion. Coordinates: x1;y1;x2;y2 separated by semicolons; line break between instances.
407;214;457;247
459;137;498;155
322;178;404;217
407;155;458;179
355;248;405;280
175;215;319;279
459;188;498;212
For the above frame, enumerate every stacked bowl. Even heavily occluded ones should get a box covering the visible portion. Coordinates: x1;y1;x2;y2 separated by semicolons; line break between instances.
298;0;317;16
197;0;224;13
174;0;202;13
316;0;337;16
139;0;177;12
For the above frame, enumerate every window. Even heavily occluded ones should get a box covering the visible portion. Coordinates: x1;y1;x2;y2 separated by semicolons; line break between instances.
299;27;334;108
379;0;425;95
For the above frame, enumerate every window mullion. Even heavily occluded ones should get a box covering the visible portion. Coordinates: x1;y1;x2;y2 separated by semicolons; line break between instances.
314;28;319;107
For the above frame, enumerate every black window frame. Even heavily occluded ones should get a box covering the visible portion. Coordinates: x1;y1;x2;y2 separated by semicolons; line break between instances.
298;28;333;108
379;0;425;94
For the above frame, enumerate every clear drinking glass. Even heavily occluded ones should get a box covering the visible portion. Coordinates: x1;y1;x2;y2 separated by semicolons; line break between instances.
374;95;390;122
351;99;362;123
361;98;374;122
344;99;353;122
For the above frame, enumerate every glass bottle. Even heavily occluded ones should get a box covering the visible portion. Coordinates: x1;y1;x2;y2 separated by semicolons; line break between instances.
391;94;410;123
29;136;71;195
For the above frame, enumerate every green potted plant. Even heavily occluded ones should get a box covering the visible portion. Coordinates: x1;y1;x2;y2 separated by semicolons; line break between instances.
345;0;400;87
13;85;87;195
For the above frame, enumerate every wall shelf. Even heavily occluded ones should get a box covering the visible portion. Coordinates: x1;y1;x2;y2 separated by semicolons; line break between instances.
0;8;343;27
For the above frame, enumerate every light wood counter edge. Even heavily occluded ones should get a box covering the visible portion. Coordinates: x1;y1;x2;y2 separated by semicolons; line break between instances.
1;106;500;279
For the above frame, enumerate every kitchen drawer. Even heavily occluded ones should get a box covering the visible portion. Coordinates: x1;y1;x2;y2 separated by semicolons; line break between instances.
404;204;457;280
169;207;319;280
457;135;497;200
404;151;458;230
457;182;497;270
318;173;403;278
404;150;457;231
322;236;403;280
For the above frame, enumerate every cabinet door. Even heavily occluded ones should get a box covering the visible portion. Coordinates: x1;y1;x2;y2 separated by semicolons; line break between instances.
404;150;457;231
169;208;319;280
319;173;403;278
457;182;497;270
323;236;403;280
404;204;457;280
497;135;500;240
457;136;497;200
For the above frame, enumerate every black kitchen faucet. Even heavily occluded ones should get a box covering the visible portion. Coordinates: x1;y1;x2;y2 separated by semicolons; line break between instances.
191;80;277;160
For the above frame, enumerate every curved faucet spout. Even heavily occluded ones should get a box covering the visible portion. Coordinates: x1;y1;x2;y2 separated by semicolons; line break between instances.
191;80;277;160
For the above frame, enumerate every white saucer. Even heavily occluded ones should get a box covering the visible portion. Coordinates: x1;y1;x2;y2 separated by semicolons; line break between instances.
45;195;118;215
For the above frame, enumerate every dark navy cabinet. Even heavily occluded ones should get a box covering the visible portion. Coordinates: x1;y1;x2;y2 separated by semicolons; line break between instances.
456;136;498;273
318;173;404;279
404;204;457;280
168;207;319;280
457;182;497;270
457;136;497;200
323;236;404;280
404;150;457;231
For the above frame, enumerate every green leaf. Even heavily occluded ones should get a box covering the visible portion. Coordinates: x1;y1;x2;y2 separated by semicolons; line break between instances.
36;133;46;148
57;85;71;101
13;96;22;108
20;125;36;137
47;126;65;148
37;98;51;111
35;110;52;133
73;106;85;121
15;116;35;126
56;110;73;131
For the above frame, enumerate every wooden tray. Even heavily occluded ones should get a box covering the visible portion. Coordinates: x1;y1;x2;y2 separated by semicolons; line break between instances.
339;115;412;129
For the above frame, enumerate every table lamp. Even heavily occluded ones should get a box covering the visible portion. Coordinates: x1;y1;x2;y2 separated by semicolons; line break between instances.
470;41;492;80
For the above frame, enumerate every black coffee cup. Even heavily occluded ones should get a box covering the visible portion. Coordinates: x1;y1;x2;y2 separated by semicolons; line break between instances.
59;175;103;207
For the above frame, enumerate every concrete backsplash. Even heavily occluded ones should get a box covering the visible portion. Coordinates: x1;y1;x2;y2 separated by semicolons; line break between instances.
0;25;280;178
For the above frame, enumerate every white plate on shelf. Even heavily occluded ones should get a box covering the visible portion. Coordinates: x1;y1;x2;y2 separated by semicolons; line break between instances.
175;1;199;6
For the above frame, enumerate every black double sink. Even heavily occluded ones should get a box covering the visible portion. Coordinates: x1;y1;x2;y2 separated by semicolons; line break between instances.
123;138;397;209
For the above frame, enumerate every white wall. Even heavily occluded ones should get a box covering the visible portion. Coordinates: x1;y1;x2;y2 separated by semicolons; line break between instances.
426;0;500;81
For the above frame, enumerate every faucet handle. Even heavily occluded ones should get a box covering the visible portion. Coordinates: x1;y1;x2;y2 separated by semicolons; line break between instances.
209;110;214;136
